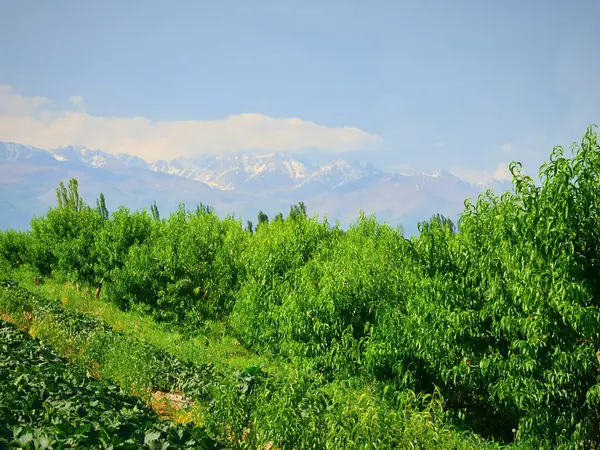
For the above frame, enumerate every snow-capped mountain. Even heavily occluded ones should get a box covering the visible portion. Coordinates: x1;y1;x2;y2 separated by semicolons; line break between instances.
0;141;513;235
51;146;113;168
144;153;391;193
114;153;149;170
0;142;51;163
147;152;316;190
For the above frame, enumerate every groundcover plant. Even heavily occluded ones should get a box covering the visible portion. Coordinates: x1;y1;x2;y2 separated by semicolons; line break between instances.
0;319;219;449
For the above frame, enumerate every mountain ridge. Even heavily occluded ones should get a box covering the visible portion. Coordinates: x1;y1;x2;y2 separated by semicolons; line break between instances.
0;141;513;235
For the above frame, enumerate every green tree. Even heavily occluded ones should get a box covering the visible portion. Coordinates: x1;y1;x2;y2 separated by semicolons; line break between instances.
289;202;307;221
256;211;269;231
150;201;160;221
32;180;103;286
196;203;212;216
95;193;109;221
56;178;84;213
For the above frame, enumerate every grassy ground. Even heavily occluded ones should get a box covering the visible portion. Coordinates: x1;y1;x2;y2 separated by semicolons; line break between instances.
16;270;269;373
1;268;510;449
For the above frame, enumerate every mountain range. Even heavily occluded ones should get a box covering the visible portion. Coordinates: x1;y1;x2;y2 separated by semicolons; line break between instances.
0;141;513;236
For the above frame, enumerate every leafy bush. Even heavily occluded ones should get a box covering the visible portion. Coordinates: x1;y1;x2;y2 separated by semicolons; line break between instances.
106;206;248;326
0;229;32;268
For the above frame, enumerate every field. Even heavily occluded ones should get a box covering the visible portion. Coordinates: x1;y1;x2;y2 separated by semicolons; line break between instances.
1;126;600;449
0;317;218;449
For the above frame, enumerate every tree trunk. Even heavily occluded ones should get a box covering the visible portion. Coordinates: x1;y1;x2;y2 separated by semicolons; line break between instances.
95;278;104;300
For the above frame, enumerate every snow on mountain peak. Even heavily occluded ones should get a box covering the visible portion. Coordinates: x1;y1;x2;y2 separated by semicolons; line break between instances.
242;153;309;180
48;145;114;168
114;153;149;169
0;140;513;202
0;142;41;162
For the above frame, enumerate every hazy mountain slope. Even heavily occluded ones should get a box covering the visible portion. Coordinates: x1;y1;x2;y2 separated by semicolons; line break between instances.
0;141;512;234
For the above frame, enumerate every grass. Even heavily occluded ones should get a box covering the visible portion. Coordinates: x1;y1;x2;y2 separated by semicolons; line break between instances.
13;269;269;373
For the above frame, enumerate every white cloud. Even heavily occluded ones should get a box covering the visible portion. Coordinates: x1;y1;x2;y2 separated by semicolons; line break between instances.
0;84;382;161
451;162;512;184
68;95;85;109
501;143;513;153
0;85;51;115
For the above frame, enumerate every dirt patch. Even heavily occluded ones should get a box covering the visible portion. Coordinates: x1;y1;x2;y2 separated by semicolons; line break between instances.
1;313;13;322
1;311;35;332
151;391;191;421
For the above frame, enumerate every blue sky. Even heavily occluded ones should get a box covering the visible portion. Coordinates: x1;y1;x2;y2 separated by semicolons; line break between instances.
0;0;598;182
